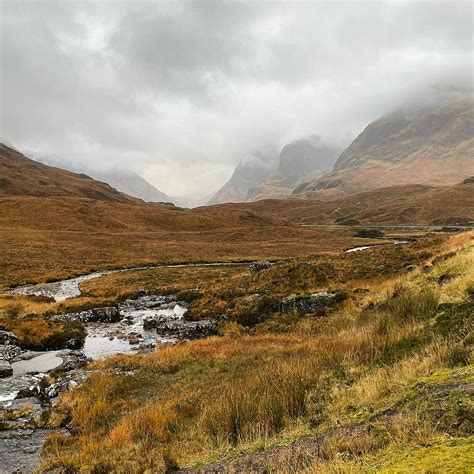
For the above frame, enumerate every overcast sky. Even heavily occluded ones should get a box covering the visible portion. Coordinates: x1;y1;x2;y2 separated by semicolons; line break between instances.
1;1;472;196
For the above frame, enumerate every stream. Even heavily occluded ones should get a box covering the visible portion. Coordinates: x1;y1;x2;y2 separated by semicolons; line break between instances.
0;291;211;472
10;262;246;302
345;239;409;253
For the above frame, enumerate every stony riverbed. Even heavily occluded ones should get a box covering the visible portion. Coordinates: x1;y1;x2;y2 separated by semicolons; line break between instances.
0;290;216;473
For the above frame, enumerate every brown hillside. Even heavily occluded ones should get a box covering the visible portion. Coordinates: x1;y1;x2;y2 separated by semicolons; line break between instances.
0;143;141;204
0;145;365;286
239;180;474;225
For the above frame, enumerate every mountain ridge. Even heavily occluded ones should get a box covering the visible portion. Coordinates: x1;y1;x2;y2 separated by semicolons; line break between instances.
293;101;474;200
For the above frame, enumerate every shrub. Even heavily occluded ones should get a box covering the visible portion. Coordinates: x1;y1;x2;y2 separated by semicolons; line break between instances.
354;229;385;239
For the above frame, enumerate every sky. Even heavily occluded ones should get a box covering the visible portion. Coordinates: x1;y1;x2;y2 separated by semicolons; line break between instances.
0;0;472;197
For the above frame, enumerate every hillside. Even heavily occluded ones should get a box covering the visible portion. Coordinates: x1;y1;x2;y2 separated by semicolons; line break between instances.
294;101;474;200
31;153;196;206
232;179;474;226
0;144;141;204
0;144;366;287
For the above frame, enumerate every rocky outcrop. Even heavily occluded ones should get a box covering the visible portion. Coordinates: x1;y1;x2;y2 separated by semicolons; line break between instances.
52;306;121;323
250;261;274;274
0;330;20;378
143;315;217;340
280;291;345;315
0;330;19;346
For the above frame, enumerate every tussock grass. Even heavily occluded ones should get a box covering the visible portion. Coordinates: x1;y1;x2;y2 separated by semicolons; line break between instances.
33;232;474;471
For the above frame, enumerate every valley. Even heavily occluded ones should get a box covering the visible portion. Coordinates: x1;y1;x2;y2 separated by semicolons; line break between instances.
2;2;473;471
1;120;473;472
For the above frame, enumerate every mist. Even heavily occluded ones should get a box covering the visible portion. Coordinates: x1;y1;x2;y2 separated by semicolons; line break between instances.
1;0;472;196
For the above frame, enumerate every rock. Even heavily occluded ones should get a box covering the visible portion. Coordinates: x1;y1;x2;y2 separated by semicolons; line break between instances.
145;318;217;340
0;360;13;378
52;306;121;323
280;291;346;315
65;338;79;349
0;344;22;361
127;333;142;345
0;330;19;346
250;261;274;274
53;351;89;373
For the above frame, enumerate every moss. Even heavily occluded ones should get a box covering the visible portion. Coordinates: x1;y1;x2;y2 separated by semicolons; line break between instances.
377;437;474;473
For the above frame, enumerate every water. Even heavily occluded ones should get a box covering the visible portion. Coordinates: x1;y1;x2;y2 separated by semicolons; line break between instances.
345;239;409;253
12;352;63;375
10;262;246;302
0;352;59;401
82;300;187;359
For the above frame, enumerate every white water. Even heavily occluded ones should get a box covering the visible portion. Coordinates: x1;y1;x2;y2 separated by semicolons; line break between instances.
82;302;186;359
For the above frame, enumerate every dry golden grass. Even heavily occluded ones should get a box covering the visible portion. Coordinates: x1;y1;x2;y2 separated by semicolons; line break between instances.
39;240;474;472
1;195;375;288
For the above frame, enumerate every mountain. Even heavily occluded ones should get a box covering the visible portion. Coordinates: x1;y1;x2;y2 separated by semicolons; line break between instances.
293;101;474;200
90;169;187;205
207;147;278;205
247;136;341;201
0;143;139;204
208;136;341;204
28;154;187;206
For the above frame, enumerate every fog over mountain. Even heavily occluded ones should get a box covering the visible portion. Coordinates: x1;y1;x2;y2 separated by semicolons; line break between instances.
1;1;472;196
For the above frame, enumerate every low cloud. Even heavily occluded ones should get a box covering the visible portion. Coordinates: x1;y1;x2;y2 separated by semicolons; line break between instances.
1;0;472;196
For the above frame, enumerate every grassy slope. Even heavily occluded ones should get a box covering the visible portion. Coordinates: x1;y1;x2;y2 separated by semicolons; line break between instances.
241;180;474;225
0;231;445;349
36;232;473;472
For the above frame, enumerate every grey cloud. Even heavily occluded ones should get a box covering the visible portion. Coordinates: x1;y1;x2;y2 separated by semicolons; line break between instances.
0;0;472;196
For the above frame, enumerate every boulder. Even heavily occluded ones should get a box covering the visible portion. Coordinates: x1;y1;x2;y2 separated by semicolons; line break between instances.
250;261;274;274
0;360;13;378
52;306;121;323
0;330;19;346
280;291;345;315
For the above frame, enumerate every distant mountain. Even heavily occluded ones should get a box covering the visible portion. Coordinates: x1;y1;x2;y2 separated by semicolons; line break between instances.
0;143;139;204
294;101;474;200
90;169;174;204
208;136;341;204
247;136;341;201
207;147;278;205
28;155;193;206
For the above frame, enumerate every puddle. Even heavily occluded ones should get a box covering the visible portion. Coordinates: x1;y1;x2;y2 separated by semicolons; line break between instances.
12;352;63;376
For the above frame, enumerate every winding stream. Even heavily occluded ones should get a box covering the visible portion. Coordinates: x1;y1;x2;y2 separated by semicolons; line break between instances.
10;262;247;302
